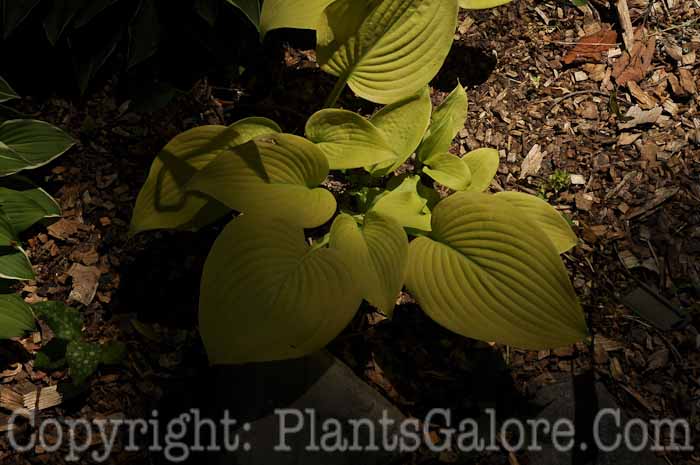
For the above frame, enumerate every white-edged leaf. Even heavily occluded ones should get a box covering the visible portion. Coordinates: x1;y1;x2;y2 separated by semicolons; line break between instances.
188;133;336;228
317;0;459;104
463;148;499;192
131;117;281;234
496;191;578;254
0;179;61;232
0;76;19;103
370;175;431;232
0;294;35;339
0;248;34;280
423;152;472;191
305;109;397;170
0;119;75;176
416;84;468;162
366;88;432;177
330;212;408;315
406;192;587;349
199;214;362;364
260;0;335;37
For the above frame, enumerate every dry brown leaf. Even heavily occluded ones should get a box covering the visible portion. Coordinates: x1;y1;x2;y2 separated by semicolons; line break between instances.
563;24;618;64
46;219;81;241
627;81;657;109
612;28;655;85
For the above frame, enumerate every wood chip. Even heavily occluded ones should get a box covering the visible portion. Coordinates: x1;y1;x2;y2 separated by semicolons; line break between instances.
0;383;62;412
618;133;642;145
582;63;607;81
67;264;102;306
519;144;544;179
47;219;81;241
678;68;697;95
627;81;657;109
619;105;662;129
574;71;589;81
623;186;679;219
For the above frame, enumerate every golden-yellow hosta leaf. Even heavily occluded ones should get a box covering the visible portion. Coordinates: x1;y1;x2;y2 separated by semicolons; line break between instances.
130;117;280;234
459;0;512;9
406;192;587;349
423;152;472;191
187;133;336;228
416;83;467;162
199;215;362;364
496;191;578;253
317;0;459;104
329;212;408;315
463;148;499;192
260;0;336;37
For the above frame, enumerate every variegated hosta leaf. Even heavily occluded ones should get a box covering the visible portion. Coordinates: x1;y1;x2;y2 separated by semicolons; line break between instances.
188;133;336;228
406;192;587;349
366;88;433;177
130;117;281;234
0;294;35;339
0;119;75;177
0;212;33;280
0;178;60;232
330;212;408;315
0;76;19;103
199;214;362;364
259;0;336;37
0;250;33;280
463;148;499;192
317;0;459;104
496;192;578;254
459;0;512;9
423;153;472;191
416;84;468;162
305;109;396;169
370;175;432;232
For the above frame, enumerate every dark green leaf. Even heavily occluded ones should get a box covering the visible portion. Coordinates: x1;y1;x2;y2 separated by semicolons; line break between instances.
33;301;83;340
0;177;61;232
0;76;19;103
128;0;161;69
99;341;126;365
225;0;260;29
2;0;41;39
66;340;100;385
0;293;35;339
43;0;89;46
0;119;75;176
34;338;69;370
73;0;121;29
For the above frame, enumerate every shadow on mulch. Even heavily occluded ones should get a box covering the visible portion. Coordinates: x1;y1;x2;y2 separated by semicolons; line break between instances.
431;44;498;92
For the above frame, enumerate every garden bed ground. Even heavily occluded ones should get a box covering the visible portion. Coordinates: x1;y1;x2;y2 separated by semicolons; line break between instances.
0;0;699;463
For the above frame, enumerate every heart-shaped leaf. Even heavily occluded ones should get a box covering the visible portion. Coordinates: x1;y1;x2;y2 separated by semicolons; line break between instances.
200;214;362;364
260;0;334;37
0;119;75;176
0;178;61;232
366;88;432;177
416;84;468;162
0;294;35;339
330;212;408;315
305;109;397;170
463;148;499;192
188;133;336;228
406;192;587;349
496;192;578;254
131;117;281;234
370;175;432;232
317;0;459;104
423;153;472;191
459;0;512;9
0;76;19;102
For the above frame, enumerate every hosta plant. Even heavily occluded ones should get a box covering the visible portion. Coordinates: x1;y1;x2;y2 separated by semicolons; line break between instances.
131;0;585;365
0;76;75;340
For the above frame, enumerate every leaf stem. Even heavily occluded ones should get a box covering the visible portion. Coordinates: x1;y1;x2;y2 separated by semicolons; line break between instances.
324;78;347;108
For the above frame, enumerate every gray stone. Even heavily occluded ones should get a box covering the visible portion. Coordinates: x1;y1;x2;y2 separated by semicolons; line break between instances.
527;376;666;465
211;350;405;465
